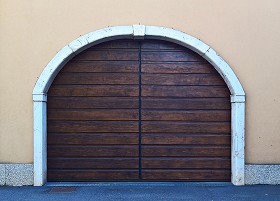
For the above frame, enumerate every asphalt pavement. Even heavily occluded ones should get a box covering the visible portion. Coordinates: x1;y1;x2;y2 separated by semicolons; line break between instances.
1;182;280;201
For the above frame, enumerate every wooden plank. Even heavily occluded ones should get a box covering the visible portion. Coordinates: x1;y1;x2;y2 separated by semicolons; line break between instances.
142;170;230;180
142;86;230;98
141;63;217;74
48;133;138;145
142;74;225;86
141;40;187;51
48;109;139;121
141;98;230;110
142;110;230;121
48;158;139;169
62;61;139;73
48;145;139;157
141;51;202;62
142;146;230;157
72;50;138;61
142;134;231;145
48;97;139;109
90;40;139;49
48;170;139;181
142;122;230;133
142;158;230;169
48;121;138;133
48;85;139;97
53;73;138;85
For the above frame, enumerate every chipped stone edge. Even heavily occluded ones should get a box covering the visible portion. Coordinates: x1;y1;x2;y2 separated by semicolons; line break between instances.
32;25;246;186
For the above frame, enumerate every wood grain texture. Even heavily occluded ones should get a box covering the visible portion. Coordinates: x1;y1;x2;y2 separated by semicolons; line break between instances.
142;110;230;121
141;170;230;181
48;158;139;169
48;133;138;145
62;61;139;73
53;73;138;85
48;109;139;121
142;158;230;169
48;97;139;109
47;39;231;182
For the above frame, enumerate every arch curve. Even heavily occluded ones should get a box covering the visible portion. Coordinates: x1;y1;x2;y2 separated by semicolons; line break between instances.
33;25;245;186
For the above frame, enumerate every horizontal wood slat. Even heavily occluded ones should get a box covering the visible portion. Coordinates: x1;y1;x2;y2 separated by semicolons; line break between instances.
48;121;139;133
142;158;230;169
48;109;139;121
48;158;139;169
141;134;230;145
141;170;230;180
48;145;139;157
142;122;230;134
142;146;230;157
141;51;202;62
48;170;139;181
48;133;138;145
53;73;139;85
142;86;230;98
142;74;225;86
73;50;138;61
48;85;139;97
48;97;139;109
142;98;230;110
141;63;217;74
141;110;230;121
62;61;139;73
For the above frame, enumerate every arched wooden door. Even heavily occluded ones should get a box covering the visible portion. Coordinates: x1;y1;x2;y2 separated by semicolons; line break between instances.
47;39;231;182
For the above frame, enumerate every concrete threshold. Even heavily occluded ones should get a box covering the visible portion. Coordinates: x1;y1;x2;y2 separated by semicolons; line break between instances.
45;182;232;187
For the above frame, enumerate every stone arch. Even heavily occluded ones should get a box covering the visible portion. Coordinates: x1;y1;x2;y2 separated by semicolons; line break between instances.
33;25;245;186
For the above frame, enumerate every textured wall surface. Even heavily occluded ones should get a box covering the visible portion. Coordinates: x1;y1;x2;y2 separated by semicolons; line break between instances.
0;0;280;163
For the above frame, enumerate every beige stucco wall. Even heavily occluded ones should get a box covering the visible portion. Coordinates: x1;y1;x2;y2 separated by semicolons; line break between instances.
0;0;280;164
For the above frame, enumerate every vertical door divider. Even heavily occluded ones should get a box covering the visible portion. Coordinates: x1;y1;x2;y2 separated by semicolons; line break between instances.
138;41;142;180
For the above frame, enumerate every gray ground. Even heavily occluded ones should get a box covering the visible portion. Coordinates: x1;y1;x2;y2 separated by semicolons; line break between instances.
1;182;280;201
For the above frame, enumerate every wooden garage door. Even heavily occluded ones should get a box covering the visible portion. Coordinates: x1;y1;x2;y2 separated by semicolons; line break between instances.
47;39;231;182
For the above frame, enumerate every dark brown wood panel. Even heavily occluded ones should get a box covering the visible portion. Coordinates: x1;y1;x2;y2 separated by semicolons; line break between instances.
142;86;230;98
142;134;231;145
142;146;230;157
142;51;202;62
48;121;139;133
48;85;138;97
48;133;138;145
48;109;139;120
142;98;230;110
48;145;139;157
48;158;139;169
141;63;217;74
142;122;230;134
142;170;230;181
48;97;138;109
142;158;230;169
47;39;231;182
142;74;225;86
62;61;139;73
142;110;230;121
72;50;138;61
47;40;140;182
53;73;138;85
48;170;139;181
91;40;139;49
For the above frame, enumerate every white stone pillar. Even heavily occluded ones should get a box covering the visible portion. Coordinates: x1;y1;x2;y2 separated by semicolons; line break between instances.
33;94;47;186
231;95;245;185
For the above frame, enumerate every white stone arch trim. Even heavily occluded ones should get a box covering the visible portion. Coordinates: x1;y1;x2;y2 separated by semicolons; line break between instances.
33;25;245;186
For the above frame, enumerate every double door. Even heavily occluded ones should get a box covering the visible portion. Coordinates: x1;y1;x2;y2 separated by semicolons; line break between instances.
47;39;231;181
